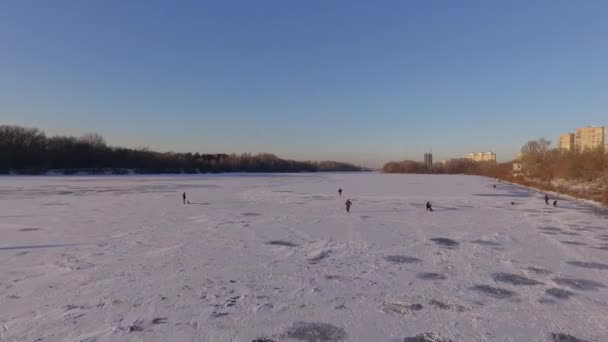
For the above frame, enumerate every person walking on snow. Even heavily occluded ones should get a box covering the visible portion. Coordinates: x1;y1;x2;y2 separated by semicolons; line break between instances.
182;192;187;205
426;201;434;212
553;200;558;207
545;194;549;205
345;199;352;213
338;188;343;197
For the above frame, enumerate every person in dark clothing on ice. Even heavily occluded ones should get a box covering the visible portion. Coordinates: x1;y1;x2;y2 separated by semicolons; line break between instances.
345;199;352;213
545;194;549;205
182;192;187;205
338;188;342;197
426;201;434;212
553;200;558;207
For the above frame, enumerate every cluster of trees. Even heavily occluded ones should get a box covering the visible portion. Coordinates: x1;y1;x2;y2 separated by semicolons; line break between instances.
517;138;608;204
0;125;362;174
383;160;430;174
519;138;607;182
383;158;511;178
314;160;362;172
384;138;607;182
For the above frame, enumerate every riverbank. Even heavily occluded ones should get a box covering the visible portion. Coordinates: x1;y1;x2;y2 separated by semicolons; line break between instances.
497;176;608;207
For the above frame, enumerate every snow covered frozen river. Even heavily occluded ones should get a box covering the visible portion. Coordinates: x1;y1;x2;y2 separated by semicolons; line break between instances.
1;173;607;342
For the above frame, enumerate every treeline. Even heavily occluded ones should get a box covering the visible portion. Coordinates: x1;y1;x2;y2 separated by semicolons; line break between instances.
314;160;363;172
383;158;511;178
0;125;362;174
519;138;607;181
516;138;608;204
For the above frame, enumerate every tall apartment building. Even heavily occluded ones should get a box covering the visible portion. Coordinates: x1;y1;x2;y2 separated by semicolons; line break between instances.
575;126;606;152
424;153;433;168
467;152;496;162
557;133;575;151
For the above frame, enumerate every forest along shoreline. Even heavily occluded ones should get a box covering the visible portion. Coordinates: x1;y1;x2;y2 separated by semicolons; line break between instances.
0;125;365;175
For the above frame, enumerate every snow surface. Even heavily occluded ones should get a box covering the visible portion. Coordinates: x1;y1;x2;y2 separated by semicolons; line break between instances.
1;173;607;342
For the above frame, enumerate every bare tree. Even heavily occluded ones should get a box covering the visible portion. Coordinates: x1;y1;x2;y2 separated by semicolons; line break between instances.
521;138;551;156
520;138;551;178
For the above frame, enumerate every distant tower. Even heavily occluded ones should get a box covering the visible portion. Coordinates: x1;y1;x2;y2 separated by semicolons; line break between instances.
424;148;433;169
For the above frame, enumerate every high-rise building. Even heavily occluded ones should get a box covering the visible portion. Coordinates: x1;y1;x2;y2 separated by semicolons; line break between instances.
574;126;606;152
424;153;433;168
467;152;496;163
558;133;575;151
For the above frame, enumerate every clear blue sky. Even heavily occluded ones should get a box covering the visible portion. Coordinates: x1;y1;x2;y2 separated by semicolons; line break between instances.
1;1;607;167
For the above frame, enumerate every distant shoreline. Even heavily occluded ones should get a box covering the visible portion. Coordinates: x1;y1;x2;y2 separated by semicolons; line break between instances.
0;125;365;174
1;168;372;176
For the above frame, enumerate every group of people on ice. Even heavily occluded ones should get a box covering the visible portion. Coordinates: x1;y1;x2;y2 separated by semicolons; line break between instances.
192;188;439;214
545;194;558;207
339;188;353;213
338;187;434;214
182;183;557;215
339;183;557;215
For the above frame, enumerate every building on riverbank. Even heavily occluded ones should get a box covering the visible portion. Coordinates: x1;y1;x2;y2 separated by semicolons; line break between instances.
558;133;575;151
468;152;496;163
424;153;433;168
559;126;606;152
575;126;606;152
512;161;523;177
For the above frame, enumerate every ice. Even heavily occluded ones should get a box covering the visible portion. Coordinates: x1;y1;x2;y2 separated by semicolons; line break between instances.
0;173;607;341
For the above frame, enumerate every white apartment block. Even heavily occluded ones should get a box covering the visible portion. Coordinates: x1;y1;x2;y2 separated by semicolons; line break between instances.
467;152;496;162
